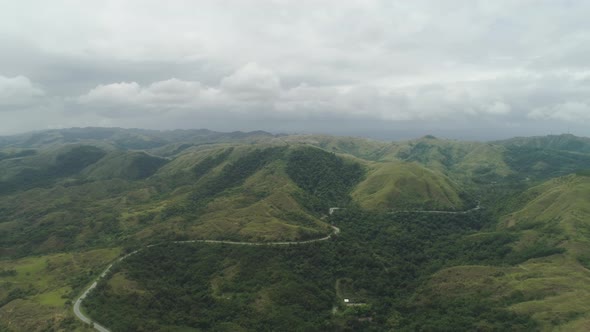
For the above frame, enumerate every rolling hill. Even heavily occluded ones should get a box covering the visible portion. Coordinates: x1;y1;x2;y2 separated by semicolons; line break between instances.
412;174;590;331
1;128;590;331
351;161;466;211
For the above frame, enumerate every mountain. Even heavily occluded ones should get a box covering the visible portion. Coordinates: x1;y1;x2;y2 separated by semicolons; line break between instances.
351;161;467;211
2;128;590;331
413;174;590;330
498;134;590;153
0;127;278;152
499;135;590;182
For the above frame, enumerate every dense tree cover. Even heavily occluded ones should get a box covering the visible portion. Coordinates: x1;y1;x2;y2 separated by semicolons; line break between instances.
0;269;16;277
504;146;590;181
84;244;336;331
157;147;286;222
124;153;169;180
0;149;36;162
1;130;585;330
286;147;364;212
189;147;286;207
192;147;234;179
397;141;458;168
0;145;106;195
85;207;552;331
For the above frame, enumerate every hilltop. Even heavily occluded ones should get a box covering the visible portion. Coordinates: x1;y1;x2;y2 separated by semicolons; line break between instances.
1;128;590;331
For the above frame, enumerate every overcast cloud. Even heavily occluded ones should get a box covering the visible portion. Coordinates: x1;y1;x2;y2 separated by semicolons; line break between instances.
1;0;590;139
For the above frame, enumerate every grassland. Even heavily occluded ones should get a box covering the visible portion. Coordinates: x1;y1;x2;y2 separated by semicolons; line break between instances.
0;248;120;331
2;128;590;330
185;159;330;241
352;161;465;211
416;175;590;330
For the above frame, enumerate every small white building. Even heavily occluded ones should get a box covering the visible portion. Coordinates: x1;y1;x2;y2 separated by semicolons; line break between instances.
344;299;350;303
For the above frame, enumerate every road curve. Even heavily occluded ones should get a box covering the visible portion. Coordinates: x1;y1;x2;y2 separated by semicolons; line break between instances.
73;226;340;331
389;202;482;215
73;281;110;332
172;225;340;246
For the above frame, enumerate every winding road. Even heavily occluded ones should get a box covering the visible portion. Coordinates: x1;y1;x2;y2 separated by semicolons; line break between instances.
73;226;340;331
74;202;482;331
389;202;482;215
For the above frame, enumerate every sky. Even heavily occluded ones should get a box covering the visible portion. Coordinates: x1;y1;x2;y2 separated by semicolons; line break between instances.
1;0;590;140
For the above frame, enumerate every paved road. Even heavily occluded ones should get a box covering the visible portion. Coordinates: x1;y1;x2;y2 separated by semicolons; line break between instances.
73;280;110;332
173;226;340;246
389;202;481;215
73;201;478;331
73;226;340;331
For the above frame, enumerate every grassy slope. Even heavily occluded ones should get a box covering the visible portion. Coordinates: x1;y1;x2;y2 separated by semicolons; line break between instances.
82;151;168;180
352;161;465;211
389;137;513;183
498;134;590;153
288;135;513;190
4;129;590;330
277;134;390;160
0;248;120;331
0;144;338;258
187;159;330;241
416;175;590;330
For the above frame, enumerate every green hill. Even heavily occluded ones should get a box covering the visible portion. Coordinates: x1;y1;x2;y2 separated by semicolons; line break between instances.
2;128;590;330
412;175;590;330
351;161;466;211
0;143;367;258
82;151;168;180
498;134;590;153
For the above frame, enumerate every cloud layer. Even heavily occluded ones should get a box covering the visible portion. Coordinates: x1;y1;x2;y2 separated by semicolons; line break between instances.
1;0;590;138
0;75;44;108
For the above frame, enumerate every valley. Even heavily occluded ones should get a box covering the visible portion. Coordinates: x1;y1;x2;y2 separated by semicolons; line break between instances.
1;128;590;331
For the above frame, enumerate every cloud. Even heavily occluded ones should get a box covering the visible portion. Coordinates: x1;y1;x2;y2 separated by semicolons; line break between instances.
76;78;221;118
220;63;281;100
529;102;590;121
78;78;206;106
2;1;590;138
0;75;45;109
78;82;142;105
71;65;590;128
484;101;511;115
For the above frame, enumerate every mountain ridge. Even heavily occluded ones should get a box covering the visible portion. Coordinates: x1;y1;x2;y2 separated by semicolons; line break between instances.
2;128;590;331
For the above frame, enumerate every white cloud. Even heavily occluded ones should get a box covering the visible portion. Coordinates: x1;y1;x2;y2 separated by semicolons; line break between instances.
77;78;214;111
78;82;141;105
483;101;511;115
73;70;522;122
220;63;281;100
2;1;590;137
0;75;45;109
529;102;590;121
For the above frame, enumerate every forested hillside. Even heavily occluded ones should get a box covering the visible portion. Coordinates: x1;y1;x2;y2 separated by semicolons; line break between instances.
1;128;590;331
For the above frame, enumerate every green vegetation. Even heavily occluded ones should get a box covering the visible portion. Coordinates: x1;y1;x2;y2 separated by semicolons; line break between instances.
0;248;119;331
84;207;548;331
352;161;465;211
499;134;590;154
286;146;364;212
0;149;36;162
504;146;590;181
0;145;106;195
84;151;168;180
84;244;335;331
189;147;286;206
421;175;590;330
2;128;590;330
192;147;233;179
